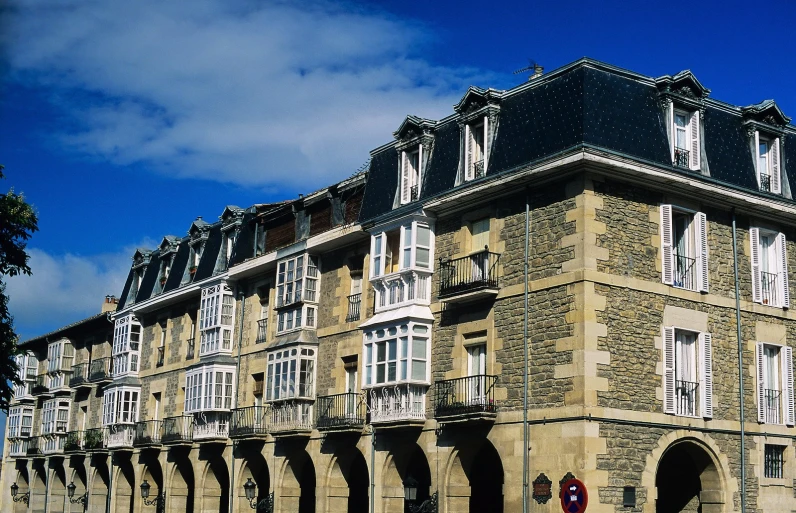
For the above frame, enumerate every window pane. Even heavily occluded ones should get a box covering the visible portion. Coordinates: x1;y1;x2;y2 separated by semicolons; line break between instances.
412;360;426;380
376;363;385;383
412;338;427;359
377;342;386;363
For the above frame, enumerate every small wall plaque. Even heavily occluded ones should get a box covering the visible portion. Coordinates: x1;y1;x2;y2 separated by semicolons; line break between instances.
532;473;553;504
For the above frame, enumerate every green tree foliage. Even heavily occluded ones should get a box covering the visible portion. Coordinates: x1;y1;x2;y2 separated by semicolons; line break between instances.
0;165;39;411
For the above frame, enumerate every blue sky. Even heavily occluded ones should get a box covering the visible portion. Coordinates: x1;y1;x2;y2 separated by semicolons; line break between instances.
2;0;796;343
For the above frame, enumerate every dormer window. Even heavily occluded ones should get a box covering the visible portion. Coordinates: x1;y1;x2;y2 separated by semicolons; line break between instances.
189;243;203;278
465;118;489;181
756;134;781;194
670;109;700;171
401;147;422;204
222;231;234;270
157;255;172;293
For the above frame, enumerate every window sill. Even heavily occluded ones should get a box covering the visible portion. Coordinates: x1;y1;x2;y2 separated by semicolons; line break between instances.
364;381;430;389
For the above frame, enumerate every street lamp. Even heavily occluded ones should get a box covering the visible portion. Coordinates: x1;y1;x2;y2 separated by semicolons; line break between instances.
10;483;30;505
243;477;274;512
140;480;165;511
403;477;438;513
67;482;88;506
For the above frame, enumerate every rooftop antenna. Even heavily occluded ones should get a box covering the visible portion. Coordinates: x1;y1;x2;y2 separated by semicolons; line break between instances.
513;59;544;81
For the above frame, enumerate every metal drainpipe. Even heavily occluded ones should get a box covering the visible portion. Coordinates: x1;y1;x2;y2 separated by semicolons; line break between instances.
106;454;113;513
522;190;530;513
370;426;376;513
230;287;247;513
731;209;747;513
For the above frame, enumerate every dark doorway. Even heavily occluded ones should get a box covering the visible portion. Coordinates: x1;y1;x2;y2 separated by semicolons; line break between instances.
469;442;503;513
298;458;316;513
403;446;432;513
346;451;369;513
656;441;723;513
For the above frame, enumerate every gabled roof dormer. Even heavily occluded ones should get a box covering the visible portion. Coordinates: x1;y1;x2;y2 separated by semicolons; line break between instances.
453;86;503;117
742;100;791;129
393;116;436;206
217;206;245;273
156;236;179;294
742;100;791;197
454;87;503;185
656;71;711;174
186;217;211;281
158;235;179;255
127;249;152;304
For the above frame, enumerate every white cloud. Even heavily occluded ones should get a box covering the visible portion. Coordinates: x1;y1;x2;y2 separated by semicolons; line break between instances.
6;0;497;192
4;247;134;341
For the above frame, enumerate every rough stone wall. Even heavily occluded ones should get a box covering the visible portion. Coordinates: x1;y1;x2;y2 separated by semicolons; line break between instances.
168;307;185;365
139;377;153;420
88;387;103;427
317;248;346;330
163;373;181;418
139;320;156;372
316;333;343;393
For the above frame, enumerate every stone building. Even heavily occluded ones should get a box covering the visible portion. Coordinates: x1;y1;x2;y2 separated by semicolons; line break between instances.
3;58;796;513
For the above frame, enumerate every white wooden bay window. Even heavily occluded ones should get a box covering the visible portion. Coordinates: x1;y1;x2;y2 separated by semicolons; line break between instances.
184;364;236;439
13;353;37;399
750;228;790;308
200;283;236;354
464;117;489;181
660;205;708;292
8;406;33;438
102;386;139;448
112;315;142;377
42;398;70;434
663;327;713;418
46;338;75;389
275;254;319;334
265;346;316;401
756;342;795;426
754;132;781;194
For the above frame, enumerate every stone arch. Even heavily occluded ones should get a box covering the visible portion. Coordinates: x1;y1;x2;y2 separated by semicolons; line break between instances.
88;456;110;513
67;459;89;513
13;463;30;513
641;430;735;513
30;460;48;513
237;452;270;513
114;454;136;513
166;450;194;513
139;454;164;513
381;443;431;513
325;447;369;513
49;459;68;513
443;438;503;513
278;447;316;513
199;449;230;513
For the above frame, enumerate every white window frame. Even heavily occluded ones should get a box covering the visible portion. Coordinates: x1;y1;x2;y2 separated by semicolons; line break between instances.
102;387;140;426
756;342;795;426
8;406;33;438
184;364;236;413
265;346;317;402
660;205;708;292
42;398;70;434
662;326;713;418
112;315;142;377
400;146;423;204
755;132;781;194
464;117;489;181
670;109;700;171
275;254;319;335
199;283;236;355
362;321;431;388
750;227;790;308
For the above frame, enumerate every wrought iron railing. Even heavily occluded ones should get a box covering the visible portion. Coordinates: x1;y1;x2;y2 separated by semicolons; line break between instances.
346;294;362;322
32;374;49;394
760;173;772;193
65;431;83;451
761;271;779;306
316;393;366;429
256;319;268;344
269;401;314;432
367;384;426;424
439;249;500;297
434;375;497;418
105;424;135;448
764;388;782;424
83;428;104;450
230;406;268;437
765;445;784;478
42;434;65;454
192;411;230;440
673;254;696;290
410;185;419;201
473;159;485;179
9;438;29;457
156;347;165;367
134;420;163;446
162;416;193;443
26;436;40;456
673;147;690;169
69;363;90;387
675;380;699;417
89;357;112;381
186;338;195;360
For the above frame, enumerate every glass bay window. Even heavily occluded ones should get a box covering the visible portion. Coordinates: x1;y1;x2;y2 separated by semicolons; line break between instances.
184;365;236;413
112;315;142;376
265;346;316;401
42;398;70;434
200;283;236;355
275;254;319;335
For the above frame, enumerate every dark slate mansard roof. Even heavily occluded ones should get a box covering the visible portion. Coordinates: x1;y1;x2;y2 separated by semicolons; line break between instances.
358;58;796;224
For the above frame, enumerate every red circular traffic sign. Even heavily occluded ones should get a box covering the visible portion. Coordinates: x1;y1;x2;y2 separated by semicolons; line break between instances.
560;478;588;513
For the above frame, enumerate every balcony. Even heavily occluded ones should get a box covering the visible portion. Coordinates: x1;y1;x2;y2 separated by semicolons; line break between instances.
367;384;426;427
761;271;780;306
89;357;113;383
316;393;366;432
438;249;501;303
83;428;105;451
763;388;782;424
162;416;193;445
673;254;697;291
675;380;699;417
9;438;29;458
346;294;362;322
192;411;230;441
186;337;196;360
32;374;49;395
434;375;497;423
230;406;268;439
134;420;163;446
70;363;90;388
41;434;66;455
760;173;772;193
104;424;135;450
65;431;84;452
255;320;268;344
673;147;690;169
13;382;34;402
472;159;485;179
269;400;313;436
156;346;165;367
410;185;419;201
26;436;40;456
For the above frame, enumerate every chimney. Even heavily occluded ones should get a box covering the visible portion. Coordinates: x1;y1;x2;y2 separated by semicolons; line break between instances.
530;64;544;80
102;295;118;313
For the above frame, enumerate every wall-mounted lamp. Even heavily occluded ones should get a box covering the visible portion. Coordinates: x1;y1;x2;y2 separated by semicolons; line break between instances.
67;482;88;506
403;477;438;513
243;477;274;512
10;483;30;505
140;480;165;511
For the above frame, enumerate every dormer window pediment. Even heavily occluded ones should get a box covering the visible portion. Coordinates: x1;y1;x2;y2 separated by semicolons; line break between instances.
454;86;503;118
158;236;179;255
655;70;711;107
742;100;791;128
219;205;245;229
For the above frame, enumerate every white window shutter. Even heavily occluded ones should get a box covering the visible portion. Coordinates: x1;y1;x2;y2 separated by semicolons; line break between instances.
695;212;709;292
465;124;472;181
771;138;781;194
418;144;424;192
699;332;713;418
756;342;766;423
663;326;676;414
776;232;790;309
660;205;674;285
750;228;762;303
667;102;675;163
689;111;700;170
782;345;795;426
483;115;489;171
400;151;409;204
754;131;761;182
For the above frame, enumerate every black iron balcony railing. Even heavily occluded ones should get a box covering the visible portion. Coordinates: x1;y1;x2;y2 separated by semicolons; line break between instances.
256;320;268;344
186;337;195;360
673;147;690;169
761;271;779;306
410;185;419;201
269;400;314;432
673;254;696;290
84;428;104;450
70;363;90;387
346;294;362;322
230;406;268;438
473;159;485;179
89;357;112;382
32;374;49;394
162;416;193;444
134;420;163;446
760;173;772;193
156;347;165;367
434;375;497;418
675;379;699;417
439;249;500;298
765;446;784;478
65;431;83;452
26;436;40;456
764;388;782;424
316;393;366;430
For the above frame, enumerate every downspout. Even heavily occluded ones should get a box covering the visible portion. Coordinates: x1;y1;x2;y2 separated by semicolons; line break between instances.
522;190;530;513
106;454;113;513
370;426;376;513
230;287;247;513
731;209;747;513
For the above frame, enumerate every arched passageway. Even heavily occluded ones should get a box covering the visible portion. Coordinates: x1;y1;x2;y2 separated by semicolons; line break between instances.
168;449;195;513
237;450;270;513
114;454;136;513
327;448;369;513
200;449;230;513
13;463;30;513
88;455;110;513
49;459;67;513
279;448;316;513
381;444;431;513
140;454;164;513
446;439;503;513
67;458;88;513
656;439;724;513
31;460;47;513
